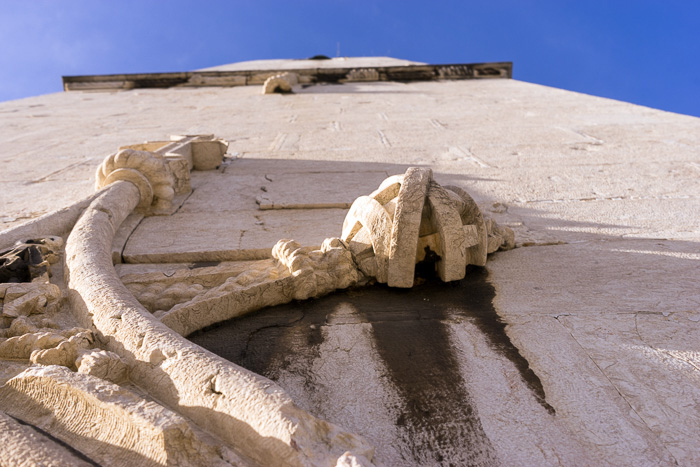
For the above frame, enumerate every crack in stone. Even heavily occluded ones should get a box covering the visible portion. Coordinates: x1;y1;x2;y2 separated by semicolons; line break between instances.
555;315;680;465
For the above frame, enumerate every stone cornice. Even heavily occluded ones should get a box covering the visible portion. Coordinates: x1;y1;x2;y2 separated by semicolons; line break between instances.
62;62;512;92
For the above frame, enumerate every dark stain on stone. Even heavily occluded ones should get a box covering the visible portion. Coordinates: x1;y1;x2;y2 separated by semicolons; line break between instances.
363;292;498;465
189;266;554;464
189;261;220;270
189;306;306;377
8;414;101;466
457;266;555;415
0;242;47;283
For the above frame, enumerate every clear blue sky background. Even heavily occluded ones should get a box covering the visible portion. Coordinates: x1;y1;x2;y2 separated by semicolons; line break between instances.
1;1;698;117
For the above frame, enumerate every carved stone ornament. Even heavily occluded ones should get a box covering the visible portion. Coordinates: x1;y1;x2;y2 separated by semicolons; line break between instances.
262;72;299;94
0;136;513;466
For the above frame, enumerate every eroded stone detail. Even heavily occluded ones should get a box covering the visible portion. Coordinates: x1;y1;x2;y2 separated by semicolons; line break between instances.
127;168;512;337
343;168;514;287
157;238;365;336
96;149;176;212
0;282;62;320
0;410;94;466
63;178;375;466
1;131;515;467
345;68;380;82
76;349;129;384
272;237;364;300
0;366;237;466
0;237;62;284
262;72;299;94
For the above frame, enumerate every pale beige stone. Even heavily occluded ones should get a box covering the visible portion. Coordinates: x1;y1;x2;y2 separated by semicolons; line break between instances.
0;326;91;363
426;182;469;282
30;330;94;367
256;171;389;210
341;168;511;286
191;140;228;170
342;196;393;283
76;349;129;384
1;283;61;318
0;409;93;467
0;332;66;360
111;211;144;264
0;366;235;466
161;238;363;336
388;167;432;287
64;179;375;466
0;193;102;251
2;56;699;466
96;149;174;212
444;185;489;266
262;72;299;94
122;208;348;264
344;68;380;82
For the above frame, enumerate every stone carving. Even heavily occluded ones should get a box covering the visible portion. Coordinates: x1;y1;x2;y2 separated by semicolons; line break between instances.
0;410;94;466
0;282;62;320
76;349;129;384
262;72;299;94
437;65;473;79
96;148;176;212
95;136;228;214
342;167;513;287
272;237;363;300
345;68;380;82
1;238;65;364
64;158;375;466
0;137;515;466
125;169;512;338
0;366;239;466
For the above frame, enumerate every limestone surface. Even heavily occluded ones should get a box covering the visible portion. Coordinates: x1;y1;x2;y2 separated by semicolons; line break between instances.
0;56;699;466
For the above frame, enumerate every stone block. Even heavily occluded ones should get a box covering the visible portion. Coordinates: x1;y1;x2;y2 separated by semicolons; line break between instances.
191;140;227;170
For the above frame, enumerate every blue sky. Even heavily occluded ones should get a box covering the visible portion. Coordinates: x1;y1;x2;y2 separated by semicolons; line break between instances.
1;1;698;117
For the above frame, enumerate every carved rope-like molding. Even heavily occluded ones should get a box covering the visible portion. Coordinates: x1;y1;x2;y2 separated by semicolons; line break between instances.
66;153;374;466
1;135;514;466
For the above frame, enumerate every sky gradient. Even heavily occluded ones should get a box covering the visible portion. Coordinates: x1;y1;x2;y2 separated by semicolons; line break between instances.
1;1;698;117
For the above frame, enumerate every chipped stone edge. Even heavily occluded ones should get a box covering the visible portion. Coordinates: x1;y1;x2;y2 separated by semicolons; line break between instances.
63;180;375;466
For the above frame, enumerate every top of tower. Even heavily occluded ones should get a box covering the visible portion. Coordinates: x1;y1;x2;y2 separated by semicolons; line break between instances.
61;57;512;92
198;56;426;72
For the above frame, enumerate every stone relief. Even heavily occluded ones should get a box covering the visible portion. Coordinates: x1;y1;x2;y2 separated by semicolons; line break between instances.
0;135;513;466
262;72;299;94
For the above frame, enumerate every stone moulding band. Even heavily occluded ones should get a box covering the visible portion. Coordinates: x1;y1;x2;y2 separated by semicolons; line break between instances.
63;180;374;466
62;62;513;92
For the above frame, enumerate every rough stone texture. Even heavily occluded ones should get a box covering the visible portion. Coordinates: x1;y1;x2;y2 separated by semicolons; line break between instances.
1;56;699;465
387;168;431;287
0;409;94;467
96;148;175;211
63;180;374;466
256;171;389;210
262;72;299;94
158;237;363;337
122;208;349;263
0;366;236;466
342;169;511;286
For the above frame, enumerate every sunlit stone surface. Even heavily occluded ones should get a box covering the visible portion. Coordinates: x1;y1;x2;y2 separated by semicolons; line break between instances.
0;56;699;465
